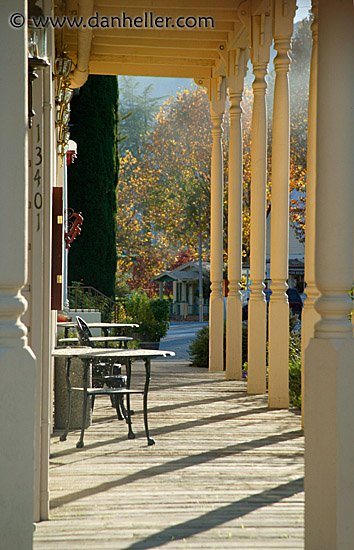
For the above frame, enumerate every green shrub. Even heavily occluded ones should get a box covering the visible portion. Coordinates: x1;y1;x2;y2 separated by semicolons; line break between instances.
189;325;209;368
189;323;248;368
289;327;302;409
123;291;169;342
189;314;302;410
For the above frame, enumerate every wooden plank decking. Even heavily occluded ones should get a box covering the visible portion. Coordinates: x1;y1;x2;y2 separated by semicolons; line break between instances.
33;361;304;549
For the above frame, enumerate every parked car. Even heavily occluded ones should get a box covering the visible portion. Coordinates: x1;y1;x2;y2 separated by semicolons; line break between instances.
242;288;303;320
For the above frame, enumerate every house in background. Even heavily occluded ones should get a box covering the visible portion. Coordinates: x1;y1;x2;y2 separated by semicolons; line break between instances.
266;194;305;292
154;261;210;319
241;191;306;301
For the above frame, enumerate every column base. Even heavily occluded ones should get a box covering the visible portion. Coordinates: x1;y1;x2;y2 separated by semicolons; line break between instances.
247;299;267;394
209;295;224;372
301;303;321;425
305;337;354;548
268;300;289;408
0;346;36;548
225;295;242;380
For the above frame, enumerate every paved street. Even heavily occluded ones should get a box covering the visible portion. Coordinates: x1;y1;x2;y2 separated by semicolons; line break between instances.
158;322;208;362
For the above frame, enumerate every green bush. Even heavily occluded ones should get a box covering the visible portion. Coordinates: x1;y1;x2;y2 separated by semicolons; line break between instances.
189;314;302;410
123;291;169;342
189;323;248;368
289;326;302;409
188;325;209;368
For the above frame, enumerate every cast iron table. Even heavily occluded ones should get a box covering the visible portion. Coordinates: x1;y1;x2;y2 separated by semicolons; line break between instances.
52;347;175;447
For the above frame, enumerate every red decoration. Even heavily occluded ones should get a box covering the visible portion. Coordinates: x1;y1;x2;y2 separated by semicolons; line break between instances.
65;210;84;249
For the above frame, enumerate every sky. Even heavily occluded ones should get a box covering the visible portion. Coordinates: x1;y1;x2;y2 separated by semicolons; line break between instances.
295;0;311;22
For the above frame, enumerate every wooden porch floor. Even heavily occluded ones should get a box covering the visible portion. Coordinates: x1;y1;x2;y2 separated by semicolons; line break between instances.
33;361;304;549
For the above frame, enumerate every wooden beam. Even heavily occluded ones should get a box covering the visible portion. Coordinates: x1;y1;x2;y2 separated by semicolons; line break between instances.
94;6;239;20
87;44;220;60
76;35;227;51
81;28;229;41
97;0;242;9
89;53;216;67
89;60;212;78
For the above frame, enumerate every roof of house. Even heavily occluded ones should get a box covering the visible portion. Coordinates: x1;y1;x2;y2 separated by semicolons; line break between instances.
154;271;202;282
154;261;210;282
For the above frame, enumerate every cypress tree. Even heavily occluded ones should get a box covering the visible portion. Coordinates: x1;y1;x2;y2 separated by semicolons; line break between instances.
68;75;119;298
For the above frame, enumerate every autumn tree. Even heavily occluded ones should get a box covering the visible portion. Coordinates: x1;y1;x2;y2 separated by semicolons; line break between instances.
116;18;312;288
288;16;312;240
116;87;217;291
116;151;173;293
144;87;214;250
118;76;163;160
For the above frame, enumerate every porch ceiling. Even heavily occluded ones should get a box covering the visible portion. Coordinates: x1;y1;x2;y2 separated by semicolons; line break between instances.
59;0;248;79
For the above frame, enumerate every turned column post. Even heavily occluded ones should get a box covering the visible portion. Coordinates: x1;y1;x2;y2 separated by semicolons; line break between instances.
181;281;187;319
301;0;320;423
247;14;272;394
268;0;296;408
0;1;37;547
226;48;248;380
208;77;227;372
305;1;354;547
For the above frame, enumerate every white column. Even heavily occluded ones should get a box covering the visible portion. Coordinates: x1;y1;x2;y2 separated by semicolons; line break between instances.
188;283;194;314
301;0;320;423
172;281;177;315
181;281;187;319
158;282;163;299
268;1;296;408
0;1;37;547
29;71;45;523
39;43;55;521
305;1;354;547
208;77;227;372
226;48;248;380
247;15;272;394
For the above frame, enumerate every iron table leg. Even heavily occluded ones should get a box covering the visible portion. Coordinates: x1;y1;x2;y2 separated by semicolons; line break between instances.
125;359;135;439
77;358;90;448
60;357;72;441
144;358;155;446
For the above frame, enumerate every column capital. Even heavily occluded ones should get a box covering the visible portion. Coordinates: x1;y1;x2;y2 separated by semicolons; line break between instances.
272;0;296;40
227;47;249;94
250;13;272;66
208;76;227;116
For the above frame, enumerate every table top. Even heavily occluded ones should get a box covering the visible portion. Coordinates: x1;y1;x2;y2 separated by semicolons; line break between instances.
58;336;133;343
52;348;175;359
57;322;139;329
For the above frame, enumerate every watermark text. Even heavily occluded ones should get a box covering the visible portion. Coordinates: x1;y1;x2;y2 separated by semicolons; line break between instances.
10;11;215;30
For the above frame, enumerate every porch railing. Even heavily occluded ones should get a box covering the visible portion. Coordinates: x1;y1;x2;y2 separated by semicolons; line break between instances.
67;286;124;323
